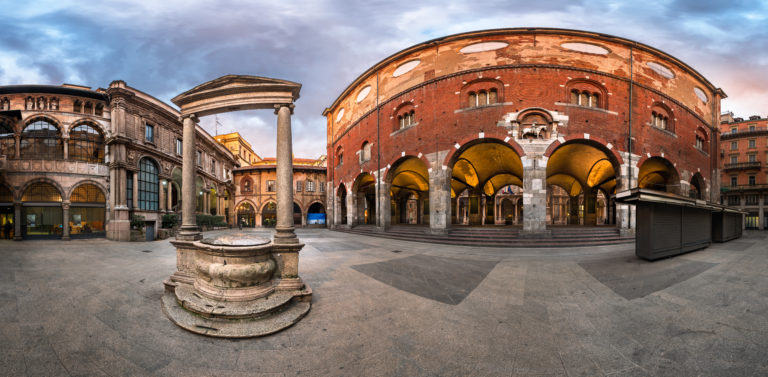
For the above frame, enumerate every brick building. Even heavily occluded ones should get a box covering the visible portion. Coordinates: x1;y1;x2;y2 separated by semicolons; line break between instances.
323;28;725;235
0;81;237;241
719;112;768;229
233;155;327;227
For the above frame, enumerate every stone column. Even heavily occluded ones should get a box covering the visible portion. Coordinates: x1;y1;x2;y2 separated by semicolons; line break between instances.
62;201;71;241
13;202;22;241
167;183;173;211
356;192;366;225
14;135;21;158
62;137;69;160
346;189;355;227
132;172;139;209
377;172;391;231
429;166;452;234
178;114;201;240
159;181;166;211
583;187;597;226
521;156;550;236
273;104;298;245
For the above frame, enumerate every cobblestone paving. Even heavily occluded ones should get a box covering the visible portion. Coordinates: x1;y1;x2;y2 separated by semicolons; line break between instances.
0;229;766;376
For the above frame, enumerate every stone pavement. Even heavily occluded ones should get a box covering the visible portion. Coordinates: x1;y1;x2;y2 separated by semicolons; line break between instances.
0;229;766;376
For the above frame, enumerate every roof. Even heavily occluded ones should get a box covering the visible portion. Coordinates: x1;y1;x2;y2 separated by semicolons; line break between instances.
0;85;108;102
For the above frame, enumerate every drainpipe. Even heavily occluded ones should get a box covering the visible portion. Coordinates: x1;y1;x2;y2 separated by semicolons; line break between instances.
627;46;634;229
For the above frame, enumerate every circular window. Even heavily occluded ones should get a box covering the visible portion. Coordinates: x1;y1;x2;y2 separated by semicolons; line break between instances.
393;60;420;77
561;42;609;55
335;108;345;122
460;41;509;53
647;62;675;79
693;87;708;103
356;85;371;103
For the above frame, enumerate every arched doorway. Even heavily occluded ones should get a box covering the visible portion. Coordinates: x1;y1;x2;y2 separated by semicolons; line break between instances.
22;182;63;239
689;172;705;199
352;173;376;225
171;167;182;212
0;184;14;240
262;202;277;227
388;156;429;225
638;157;680;194
209;188;218;215
546;140;619;226
450;140;523;226
236;202;255;228
293;202;302;226
69;183;106;238
307;202;326;225
337;184;347;225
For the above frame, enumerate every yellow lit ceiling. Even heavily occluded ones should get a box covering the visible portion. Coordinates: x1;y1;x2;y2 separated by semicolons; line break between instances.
390;157;429;196
451;142;523;197
546;143;617;195
638;157;679;192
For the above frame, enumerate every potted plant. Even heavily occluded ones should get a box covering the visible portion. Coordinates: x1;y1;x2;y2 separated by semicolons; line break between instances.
130;214;145;241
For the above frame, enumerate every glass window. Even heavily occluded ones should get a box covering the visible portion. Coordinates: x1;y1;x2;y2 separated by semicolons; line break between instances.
145;124;154;143
731;141;738;150
296;180;302;192
749;154;757;162
749;125;756;131
0;120;15;159
211;159;216;175
266;180;276;192
71;184;105;203
730;176;737;187
126;171;133;208
749;176;756;185
746;194;758;204
749;139;756;148
306;180;315;192
20;119;63;159
730;155;737;164
197;151;202;165
22;182;62;202
176;139;182;155
320;182;325;193
728;196;740;206
242;178;252;193
730;128;737;134
69;124;104;163
138;158;159;210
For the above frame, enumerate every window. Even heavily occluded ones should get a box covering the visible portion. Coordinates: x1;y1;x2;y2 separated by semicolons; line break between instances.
197;150;202;165
695;135;704;150
728;196;740;206
20;119;63;159
468;92;476;108
145;124;154;143
211;160;216;175
749;176;756;186
730;176;738;187
176;138;182;156
749;154;757;162
69;123;104;163
83;102;93;115
489;88;498;104
570;89;600;108
296;180;303;192
138;158;159;210
319;181;325;193
749;139;756;148
266;180;276;192
398;111;415;129
749;124;756;131
746;194;758;204
361;141;372;162
306;180;315;192
241;178;252;193
651;112;668;130
468;88;499;108
95;104;103;117
731;127;737;134
127;171;133;208
731;141;738;150
730;155;738;164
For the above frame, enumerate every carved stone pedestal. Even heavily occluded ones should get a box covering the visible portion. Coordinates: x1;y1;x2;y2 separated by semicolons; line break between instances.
162;233;311;338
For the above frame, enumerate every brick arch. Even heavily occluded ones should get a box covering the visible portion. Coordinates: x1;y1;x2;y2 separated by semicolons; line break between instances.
23;114;63;129
459;77;505;107
544;136;624;166
235;198;257;211
67;179;108;202
516;107;554;124
443;136;525;168
68;117;107;135
385;154;431;184
19;178;65;202
565;78;609;108
635;152;679;169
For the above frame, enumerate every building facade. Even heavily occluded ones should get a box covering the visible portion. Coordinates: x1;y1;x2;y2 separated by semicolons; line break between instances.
234;157;327;228
324;28;725;235
719;113;768;229
0;81;237;241
214;132;261;166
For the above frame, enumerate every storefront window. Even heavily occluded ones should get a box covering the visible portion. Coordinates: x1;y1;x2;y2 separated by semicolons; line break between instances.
70;184;106;238
22;182;63;238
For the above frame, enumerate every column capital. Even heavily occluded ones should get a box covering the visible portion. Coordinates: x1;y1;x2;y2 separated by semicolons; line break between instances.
180;113;199;123
274;103;295;115
62;201;71;210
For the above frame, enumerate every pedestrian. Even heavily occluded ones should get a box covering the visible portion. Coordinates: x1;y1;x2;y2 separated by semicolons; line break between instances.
3;221;11;240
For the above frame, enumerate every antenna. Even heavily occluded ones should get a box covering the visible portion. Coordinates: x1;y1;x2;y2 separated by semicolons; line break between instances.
215;115;223;136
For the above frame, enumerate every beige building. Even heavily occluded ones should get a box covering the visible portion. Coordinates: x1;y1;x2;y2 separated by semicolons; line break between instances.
0;81;237;241
214;132;261;166
234;156;327;227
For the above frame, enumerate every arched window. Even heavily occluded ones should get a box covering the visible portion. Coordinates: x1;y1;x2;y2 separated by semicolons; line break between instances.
95;104;103;117
478;90;487;106
579;92;589;106
468;92;476;108
695;127;709;151
0;120;15;159
336;147;343;167
21;119;63;159
69;123;104;163
651;107;672;131
138;158;159;210
22;182;61;202
241;177;253;193
83;102;93;115
71;184;105;203
489;88;498;104
73;100;82;113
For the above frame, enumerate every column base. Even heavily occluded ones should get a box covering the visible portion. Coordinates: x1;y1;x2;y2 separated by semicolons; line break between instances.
177;225;202;241
273;226;299;245
61;236;71;241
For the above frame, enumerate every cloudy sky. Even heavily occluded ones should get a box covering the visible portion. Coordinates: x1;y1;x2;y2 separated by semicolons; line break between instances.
2;1;767;158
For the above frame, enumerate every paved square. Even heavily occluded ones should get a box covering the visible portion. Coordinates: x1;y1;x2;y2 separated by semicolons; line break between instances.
0;229;767;376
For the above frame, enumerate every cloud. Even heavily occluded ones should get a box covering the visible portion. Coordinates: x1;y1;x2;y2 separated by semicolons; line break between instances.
1;0;767;159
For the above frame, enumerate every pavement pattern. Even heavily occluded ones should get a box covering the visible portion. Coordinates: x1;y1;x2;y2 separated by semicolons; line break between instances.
0;229;766;376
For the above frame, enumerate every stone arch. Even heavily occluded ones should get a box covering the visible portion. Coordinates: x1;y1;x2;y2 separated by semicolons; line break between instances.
336;182;348;225
20;178;65;201
689;172;705;199
544;135;624;166
638;156;681;194
352;172;376;225
444;136;525;167
67;180;108;202
68;118;106;134
0;182;16;203
261;201;277;227
236;199;257;227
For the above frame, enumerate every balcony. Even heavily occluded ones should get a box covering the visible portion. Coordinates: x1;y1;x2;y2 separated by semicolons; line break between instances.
720;127;768;140
720;184;768;192
723;161;761;171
